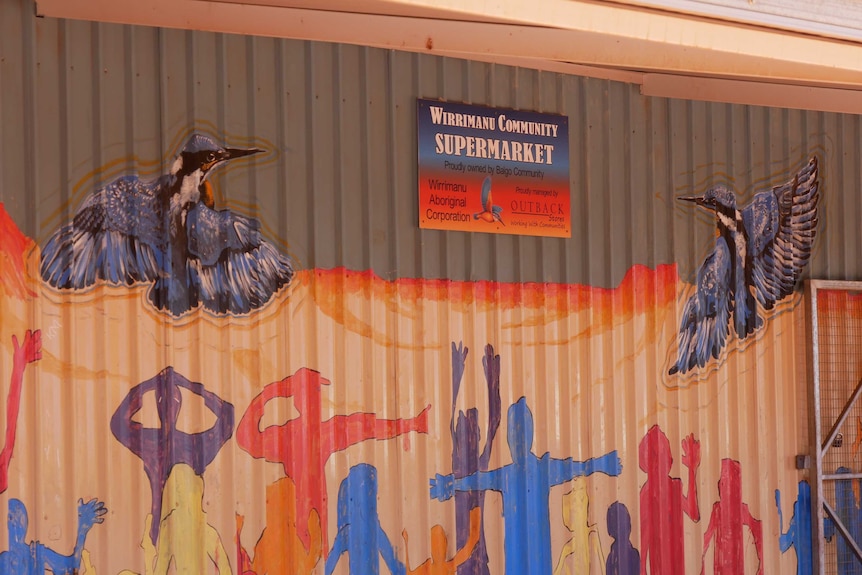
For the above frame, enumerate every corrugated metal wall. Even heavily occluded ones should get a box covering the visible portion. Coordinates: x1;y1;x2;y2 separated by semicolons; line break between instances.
1;0;858;573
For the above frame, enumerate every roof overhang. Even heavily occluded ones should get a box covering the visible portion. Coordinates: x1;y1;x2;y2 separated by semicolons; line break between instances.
35;0;862;114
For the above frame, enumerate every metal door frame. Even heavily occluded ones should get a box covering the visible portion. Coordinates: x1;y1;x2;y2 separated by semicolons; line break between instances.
807;279;862;574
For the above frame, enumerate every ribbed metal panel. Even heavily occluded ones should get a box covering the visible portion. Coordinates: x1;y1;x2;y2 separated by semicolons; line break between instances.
0;0;855;573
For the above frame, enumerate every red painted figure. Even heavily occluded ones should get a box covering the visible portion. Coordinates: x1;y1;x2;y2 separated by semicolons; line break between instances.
638;425;700;575
0;330;41;494
236;367;431;555
701;459;763;575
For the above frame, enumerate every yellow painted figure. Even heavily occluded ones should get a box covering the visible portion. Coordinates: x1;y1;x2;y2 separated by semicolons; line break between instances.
553;478;606;575
152;464;232;575
402;506;482;575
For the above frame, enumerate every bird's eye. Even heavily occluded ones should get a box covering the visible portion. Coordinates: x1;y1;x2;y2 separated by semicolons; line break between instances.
207;152;216;162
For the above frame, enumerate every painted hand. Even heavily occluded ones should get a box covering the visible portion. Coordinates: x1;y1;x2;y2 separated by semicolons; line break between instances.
430;473;455;501
586;451;622;476
13;330;41;365
681;433;701;470
78;498;108;532
451;341;469;392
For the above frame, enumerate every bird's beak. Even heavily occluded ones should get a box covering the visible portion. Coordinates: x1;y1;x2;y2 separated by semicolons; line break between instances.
677;195;702;205
224;147;264;160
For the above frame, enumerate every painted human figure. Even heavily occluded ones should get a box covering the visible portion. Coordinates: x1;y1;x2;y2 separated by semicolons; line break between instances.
700;459;763;575
0;329;41;494
325;463;406;575
554;477;605;575
151;463;231;575
449;342;501;575
236;514;256;575
824;467;862;575
638;424;700;575
606;502;639;575
430;397;622;575
402;506;481;575
237;367;430;554
0;497;106;574
776;480;813;575
236;475;322;575
110;367;235;544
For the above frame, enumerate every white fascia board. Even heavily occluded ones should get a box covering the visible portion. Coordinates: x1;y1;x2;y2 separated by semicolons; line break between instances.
35;0;862;86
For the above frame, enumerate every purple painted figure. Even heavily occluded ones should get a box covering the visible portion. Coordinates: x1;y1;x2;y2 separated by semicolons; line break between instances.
450;342;502;575
606;501;639;575
110;367;234;544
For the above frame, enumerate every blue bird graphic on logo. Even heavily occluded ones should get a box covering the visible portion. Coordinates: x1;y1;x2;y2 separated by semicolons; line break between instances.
473;176;504;225
669;156;820;375
40;134;295;317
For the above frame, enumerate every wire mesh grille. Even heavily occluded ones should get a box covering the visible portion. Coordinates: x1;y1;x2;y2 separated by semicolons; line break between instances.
817;288;862;575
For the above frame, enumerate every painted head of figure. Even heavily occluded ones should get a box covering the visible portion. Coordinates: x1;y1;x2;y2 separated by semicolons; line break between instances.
162;463;204;521
718;459;742;501
456;407;481;454
562;477;589;531
7;499;28;545
507;398;534;463
638;425;673;477
337;463;378;526
155;368;184;428
606;501;632;541
430;524;450;564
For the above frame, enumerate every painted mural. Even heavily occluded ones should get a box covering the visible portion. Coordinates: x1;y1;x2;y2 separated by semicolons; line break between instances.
0;134;819;575
0;119;824;574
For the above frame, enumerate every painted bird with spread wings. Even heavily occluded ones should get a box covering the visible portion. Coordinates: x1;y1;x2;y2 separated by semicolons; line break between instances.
40;134;294;317
669;156;820;375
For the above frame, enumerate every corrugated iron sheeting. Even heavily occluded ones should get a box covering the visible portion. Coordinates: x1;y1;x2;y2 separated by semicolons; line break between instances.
0;0;858;573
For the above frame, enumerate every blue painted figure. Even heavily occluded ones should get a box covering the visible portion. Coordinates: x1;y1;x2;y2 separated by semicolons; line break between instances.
430;397;622;575
0;497;106;574
325;464;406;575
605;501;639;575
776;480;813;575
825;467;862;575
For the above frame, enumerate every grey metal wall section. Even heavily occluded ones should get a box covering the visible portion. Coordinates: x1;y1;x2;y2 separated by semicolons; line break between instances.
2;0;856;290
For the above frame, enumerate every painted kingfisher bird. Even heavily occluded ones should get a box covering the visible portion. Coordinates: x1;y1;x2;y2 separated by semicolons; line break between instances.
669;156;820;375
40;134;295;317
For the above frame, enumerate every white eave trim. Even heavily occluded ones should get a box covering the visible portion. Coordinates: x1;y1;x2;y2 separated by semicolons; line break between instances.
35;0;862;114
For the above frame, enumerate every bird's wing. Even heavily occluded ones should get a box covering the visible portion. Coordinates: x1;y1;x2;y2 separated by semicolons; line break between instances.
669;238;733;375
40;176;167;289
185;203;294;314
745;156;819;310
481;177;492;211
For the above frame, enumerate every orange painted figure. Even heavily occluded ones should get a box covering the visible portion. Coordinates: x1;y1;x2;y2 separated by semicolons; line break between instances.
402;507;481;575
472;177;504;225
236;367;431;554
554;478;606;575
236;476;323;575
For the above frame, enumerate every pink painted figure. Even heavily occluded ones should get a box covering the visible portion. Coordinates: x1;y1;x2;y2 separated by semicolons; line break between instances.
638;425;700;575
700;459;763;575
0;330;41;494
